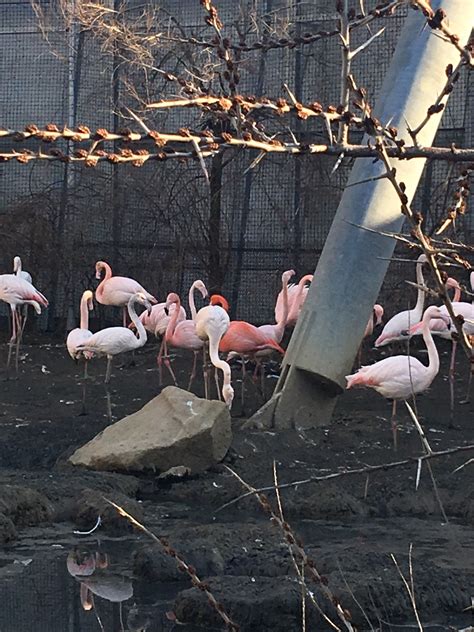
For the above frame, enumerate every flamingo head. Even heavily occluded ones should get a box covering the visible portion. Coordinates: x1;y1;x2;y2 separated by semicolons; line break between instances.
373;304;384;326
165;292;180;311
222;383;234;409
417;253;428;265
134;291;153;315
13;256;21;273
423;305;450;327
95;261;106;280
193;279;208;300
83;290;94;311
210;294;229;311
282;269;296;284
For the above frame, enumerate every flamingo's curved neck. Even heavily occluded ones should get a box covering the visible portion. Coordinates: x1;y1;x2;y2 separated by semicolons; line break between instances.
128;296;146;344
277;274;289;327
96;263;112;301
289;274;312;322
413;260;426;316
101;262;112;280
79;296;90;330
14;257;22;276
189;283;198;321
165;297;181;341
422;314;440;381
208;326;232;396
451;284;461;303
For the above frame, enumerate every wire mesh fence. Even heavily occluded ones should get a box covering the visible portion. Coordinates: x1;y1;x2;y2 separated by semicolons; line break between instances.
0;0;472;330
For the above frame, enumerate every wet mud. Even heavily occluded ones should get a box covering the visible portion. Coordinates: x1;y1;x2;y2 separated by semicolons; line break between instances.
0;339;473;631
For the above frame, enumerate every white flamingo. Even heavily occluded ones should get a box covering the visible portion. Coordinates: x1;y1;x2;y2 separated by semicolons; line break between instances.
77;292;152;384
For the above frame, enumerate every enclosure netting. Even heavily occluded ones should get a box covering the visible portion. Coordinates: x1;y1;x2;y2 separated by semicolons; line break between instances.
0;0;472;331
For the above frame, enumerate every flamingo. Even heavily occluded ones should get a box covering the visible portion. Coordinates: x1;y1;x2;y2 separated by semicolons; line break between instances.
409;276;474;417
13;256;33;340
95;260;157;326
13;256;32;284
274;273;313;328
346;305;449;449
66;290;94;410
76;291;152;384
259;269;295;343
220;317;285;409
131;301;186;385
357;304;384;366
0;274;48;374
164;282;208;390
375;254;428;348
195;294;234;408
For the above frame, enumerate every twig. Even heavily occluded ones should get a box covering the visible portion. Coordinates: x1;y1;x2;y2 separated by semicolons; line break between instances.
104;498;240;631
215;444;474;513
225;466;354;632
390;545;423;632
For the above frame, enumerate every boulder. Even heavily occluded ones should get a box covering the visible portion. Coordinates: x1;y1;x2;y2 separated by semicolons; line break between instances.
69;386;232;474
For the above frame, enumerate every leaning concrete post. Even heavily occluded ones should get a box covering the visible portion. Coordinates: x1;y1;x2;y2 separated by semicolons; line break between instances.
257;0;474;430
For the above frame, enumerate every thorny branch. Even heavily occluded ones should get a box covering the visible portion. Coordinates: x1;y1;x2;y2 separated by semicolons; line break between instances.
105;499;240;631
225;466;355;632
216;443;474;513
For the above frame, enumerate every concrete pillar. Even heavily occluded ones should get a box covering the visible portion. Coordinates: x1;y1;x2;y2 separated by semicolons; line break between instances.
258;0;474;429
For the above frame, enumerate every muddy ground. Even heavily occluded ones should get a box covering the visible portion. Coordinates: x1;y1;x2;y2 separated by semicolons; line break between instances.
0;335;473;631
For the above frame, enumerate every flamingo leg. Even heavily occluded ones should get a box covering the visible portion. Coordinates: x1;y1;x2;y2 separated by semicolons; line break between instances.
241;356;246;412
391;399;398;452
187;351;198;391
122;306;127;327
6;307;18;376
79;361;89;416
260;360;266;400
163;349;178;386
357;343;362;368
448;340;457;427
105;385;113;421
105;355;113;384
156;337;166;386
15;309;23;373
203;345;210;399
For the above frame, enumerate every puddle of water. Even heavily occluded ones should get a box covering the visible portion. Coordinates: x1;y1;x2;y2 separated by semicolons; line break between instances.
0;536;185;632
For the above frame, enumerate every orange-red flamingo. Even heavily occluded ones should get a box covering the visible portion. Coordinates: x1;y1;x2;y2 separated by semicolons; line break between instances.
195;294;234;408
0;273;48;374
95;260;156;326
220;318;285;409
164;283;208;390
346;305;449;450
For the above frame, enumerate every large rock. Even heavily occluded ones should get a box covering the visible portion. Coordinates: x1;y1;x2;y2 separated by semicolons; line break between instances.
69;386;232;474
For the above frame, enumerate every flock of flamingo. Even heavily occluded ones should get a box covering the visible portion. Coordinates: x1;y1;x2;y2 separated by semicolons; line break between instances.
0;255;472;444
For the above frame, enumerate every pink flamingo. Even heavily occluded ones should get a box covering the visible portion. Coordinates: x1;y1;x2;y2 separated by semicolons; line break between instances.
0;273;48;374
67;290;94;414
274;273;313;328
346;305;449;450
409;276;473;418
259;269;295;343
95;260;156;326
77;291;152;384
195;294;234;408
220;317;285;409
13;256;33;340
131;301;186;385
375;254;428;348
164;282;208;390
357;304;384;366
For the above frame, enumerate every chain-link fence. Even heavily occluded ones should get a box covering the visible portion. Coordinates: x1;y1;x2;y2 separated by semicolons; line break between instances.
0;0;472;330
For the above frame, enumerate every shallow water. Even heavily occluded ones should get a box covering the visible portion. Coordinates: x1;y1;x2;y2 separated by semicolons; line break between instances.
1;528;472;632
0;532;185;632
